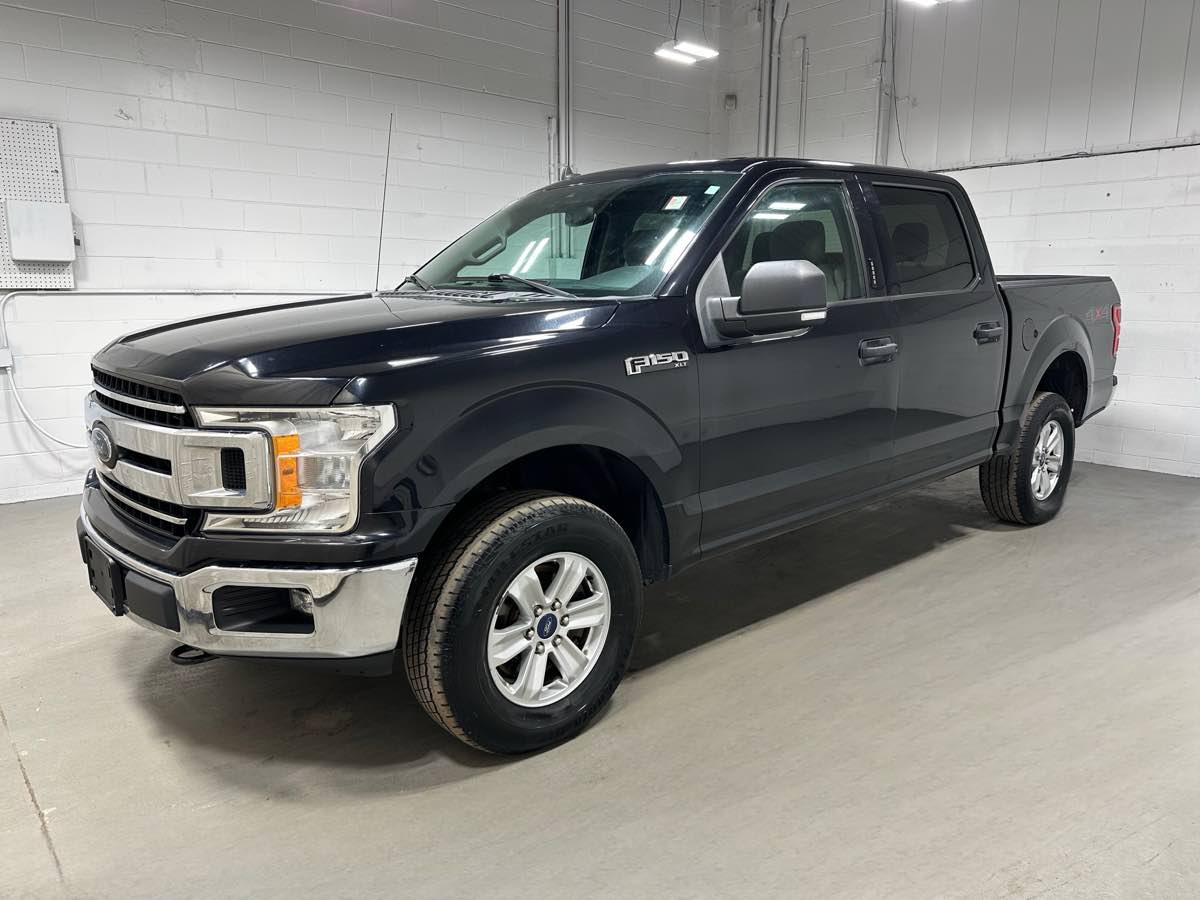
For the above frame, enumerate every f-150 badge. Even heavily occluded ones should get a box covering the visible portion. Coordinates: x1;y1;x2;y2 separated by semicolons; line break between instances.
625;351;690;376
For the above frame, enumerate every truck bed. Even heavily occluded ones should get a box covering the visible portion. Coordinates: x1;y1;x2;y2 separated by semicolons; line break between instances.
996;273;1120;437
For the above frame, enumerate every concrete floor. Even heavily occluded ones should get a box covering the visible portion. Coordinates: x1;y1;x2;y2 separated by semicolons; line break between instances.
3;463;1200;899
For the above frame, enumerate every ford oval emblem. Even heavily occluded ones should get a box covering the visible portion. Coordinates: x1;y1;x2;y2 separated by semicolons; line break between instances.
89;422;118;468
536;613;558;640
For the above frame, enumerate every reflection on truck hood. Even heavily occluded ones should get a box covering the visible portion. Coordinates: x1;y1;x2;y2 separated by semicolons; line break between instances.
93;291;619;403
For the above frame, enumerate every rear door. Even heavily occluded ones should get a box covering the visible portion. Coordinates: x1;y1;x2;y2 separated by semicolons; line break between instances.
695;173;899;554
863;178;1007;480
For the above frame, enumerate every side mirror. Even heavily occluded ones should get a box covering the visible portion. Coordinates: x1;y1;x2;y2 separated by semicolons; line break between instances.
739;260;828;317
703;259;828;342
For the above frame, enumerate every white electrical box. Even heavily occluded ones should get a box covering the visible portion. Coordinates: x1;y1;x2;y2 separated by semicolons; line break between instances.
5;200;75;262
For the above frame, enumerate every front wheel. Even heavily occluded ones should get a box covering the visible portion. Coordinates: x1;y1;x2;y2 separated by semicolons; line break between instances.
979;390;1075;525
402;491;642;754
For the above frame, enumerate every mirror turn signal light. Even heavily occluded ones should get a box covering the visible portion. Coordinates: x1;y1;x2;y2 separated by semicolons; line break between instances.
272;433;302;508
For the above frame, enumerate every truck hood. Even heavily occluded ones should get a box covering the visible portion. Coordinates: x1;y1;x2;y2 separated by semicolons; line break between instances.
93;291;619;405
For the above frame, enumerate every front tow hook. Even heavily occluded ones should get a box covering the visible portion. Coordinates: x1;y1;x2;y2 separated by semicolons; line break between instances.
168;644;220;666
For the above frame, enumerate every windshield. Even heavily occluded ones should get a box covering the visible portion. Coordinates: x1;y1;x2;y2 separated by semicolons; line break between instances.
413;171;740;298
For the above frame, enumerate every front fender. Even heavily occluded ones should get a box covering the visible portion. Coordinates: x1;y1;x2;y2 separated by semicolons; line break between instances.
398;382;685;511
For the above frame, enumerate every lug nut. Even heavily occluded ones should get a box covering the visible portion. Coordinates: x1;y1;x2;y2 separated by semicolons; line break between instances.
551;600;561;611
524;628;534;640
535;643;546;655
560;616;569;626
552;636;562;647
534;605;543;616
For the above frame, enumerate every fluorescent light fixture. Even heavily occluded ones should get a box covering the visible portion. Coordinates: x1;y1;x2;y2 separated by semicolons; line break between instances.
901;0;943;6
753;212;789;220
768;201;807;211
673;40;718;59
655;44;697;65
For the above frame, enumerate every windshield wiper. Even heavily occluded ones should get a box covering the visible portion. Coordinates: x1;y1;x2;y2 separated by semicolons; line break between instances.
395;274;432;291
485;273;574;298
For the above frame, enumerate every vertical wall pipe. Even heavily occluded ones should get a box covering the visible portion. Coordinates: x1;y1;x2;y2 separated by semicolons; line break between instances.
757;0;776;155
556;0;574;180
796;34;809;157
874;0;894;166
767;8;783;154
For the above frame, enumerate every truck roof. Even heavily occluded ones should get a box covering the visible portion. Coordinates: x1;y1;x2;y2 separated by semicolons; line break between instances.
557;157;963;188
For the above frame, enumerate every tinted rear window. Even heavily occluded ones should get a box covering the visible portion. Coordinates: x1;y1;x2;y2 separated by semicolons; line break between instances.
876;185;975;294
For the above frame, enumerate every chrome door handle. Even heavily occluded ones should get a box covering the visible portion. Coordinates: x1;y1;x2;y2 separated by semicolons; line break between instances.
858;337;898;365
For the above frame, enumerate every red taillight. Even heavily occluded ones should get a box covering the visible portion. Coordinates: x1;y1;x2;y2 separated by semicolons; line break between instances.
1112;304;1121;356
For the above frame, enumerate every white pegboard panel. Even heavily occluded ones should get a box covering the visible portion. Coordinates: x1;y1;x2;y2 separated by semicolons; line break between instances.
0;118;74;290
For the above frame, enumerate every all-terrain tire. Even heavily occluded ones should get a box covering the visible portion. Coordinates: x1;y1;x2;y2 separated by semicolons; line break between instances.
979;391;1075;526
402;491;642;754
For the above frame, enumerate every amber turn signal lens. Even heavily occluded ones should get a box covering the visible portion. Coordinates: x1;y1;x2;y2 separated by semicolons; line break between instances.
273;433;302;508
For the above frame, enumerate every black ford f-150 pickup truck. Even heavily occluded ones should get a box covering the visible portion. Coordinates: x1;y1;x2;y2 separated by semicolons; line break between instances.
78;158;1120;753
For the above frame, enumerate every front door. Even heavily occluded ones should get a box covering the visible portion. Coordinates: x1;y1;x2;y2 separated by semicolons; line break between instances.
696;177;899;555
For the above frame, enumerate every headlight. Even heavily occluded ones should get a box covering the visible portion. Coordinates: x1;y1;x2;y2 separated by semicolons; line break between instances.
194;405;395;533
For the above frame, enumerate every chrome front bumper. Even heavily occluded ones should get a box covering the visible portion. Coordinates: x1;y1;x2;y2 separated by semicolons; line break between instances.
80;507;417;659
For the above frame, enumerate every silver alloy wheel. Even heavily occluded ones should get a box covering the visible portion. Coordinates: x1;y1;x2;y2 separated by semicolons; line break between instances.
487;552;611;708
1031;419;1065;501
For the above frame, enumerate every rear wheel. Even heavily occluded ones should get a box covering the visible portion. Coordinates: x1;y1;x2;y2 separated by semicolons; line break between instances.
979;391;1075;525
402;491;642;754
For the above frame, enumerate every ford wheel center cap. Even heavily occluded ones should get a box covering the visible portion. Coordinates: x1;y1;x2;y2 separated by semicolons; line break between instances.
536;613;558;640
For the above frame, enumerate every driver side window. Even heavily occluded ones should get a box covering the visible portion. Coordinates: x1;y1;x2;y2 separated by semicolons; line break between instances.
721;182;863;302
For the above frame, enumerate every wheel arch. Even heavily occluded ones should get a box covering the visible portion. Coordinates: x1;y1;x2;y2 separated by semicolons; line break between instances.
421;443;671;586
1013;314;1095;424
1035;349;1089;425
407;384;685;584
994;314;1095;455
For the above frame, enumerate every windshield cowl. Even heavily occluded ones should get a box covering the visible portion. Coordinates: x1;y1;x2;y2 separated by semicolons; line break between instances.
382;287;590;304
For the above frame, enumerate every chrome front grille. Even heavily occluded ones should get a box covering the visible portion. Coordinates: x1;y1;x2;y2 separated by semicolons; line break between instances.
86;377;274;536
97;473;195;537
91;367;191;428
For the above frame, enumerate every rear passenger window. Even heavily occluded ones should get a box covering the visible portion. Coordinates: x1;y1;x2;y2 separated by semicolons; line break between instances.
875;185;975;294
721;182;863;302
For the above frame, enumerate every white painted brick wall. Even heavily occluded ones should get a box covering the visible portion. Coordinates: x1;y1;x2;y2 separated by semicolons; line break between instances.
948;146;1200;478
716;0;762;156
0;0;724;503
717;0;883;162
708;1;1198;478
574;0;722;171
